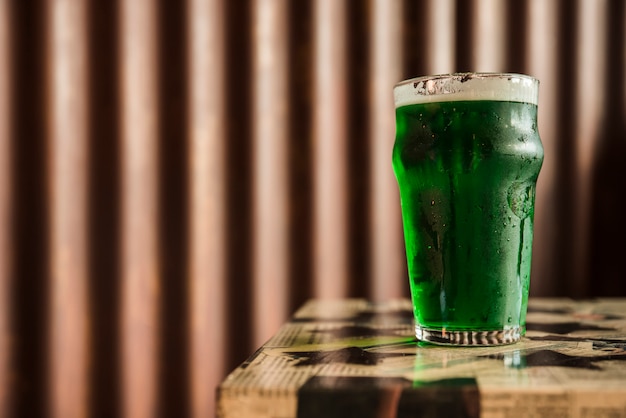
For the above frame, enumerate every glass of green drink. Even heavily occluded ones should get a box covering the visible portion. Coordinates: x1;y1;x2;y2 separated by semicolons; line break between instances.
392;73;543;346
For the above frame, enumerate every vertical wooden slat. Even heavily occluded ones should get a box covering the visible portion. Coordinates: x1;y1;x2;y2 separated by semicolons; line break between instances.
313;0;348;298
252;0;289;347
119;0;159;417
527;0;559;294
47;0;89;417
472;0;506;71
369;0;404;300
426;0;455;74
187;0;226;416
573;0;608;297
0;1;11;415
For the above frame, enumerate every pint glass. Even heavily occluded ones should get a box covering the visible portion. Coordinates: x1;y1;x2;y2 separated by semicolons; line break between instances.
392;73;543;346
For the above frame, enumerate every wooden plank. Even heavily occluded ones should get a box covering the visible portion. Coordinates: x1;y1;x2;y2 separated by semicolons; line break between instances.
527;0;559;294
252;0;290;347
46;0;89;417
119;0;159;416
0;0;11;415
313;0;348;298
187;0;227;416
572;0;608;297
369;0;404;299
472;0;506;72
426;0;456;74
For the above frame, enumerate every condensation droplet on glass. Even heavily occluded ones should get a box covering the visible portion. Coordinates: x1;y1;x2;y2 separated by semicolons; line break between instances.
431;200;435;206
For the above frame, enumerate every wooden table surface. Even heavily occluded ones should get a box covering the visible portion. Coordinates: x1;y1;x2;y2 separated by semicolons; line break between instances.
217;298;626;418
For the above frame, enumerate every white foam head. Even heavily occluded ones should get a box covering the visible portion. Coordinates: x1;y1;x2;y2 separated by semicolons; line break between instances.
394;73;539;108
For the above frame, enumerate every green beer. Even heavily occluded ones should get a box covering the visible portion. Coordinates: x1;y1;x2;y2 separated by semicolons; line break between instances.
393;73;543;345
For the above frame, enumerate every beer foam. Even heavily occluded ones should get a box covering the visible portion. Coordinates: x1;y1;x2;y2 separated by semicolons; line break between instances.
394;73;539;108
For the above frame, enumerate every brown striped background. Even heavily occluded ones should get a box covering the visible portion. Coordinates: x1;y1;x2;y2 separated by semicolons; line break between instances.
1;0;625;417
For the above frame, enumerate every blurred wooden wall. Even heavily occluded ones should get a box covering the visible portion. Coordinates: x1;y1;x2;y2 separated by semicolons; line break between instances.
1;0;625;417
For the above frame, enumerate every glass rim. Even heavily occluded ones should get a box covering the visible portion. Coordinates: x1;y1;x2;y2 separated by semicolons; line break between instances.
394;72;539;108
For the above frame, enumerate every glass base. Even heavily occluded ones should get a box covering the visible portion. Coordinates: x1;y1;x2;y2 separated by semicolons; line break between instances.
415;325;523;346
